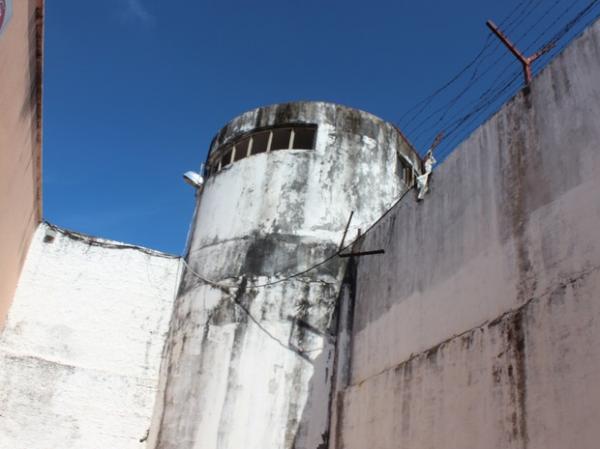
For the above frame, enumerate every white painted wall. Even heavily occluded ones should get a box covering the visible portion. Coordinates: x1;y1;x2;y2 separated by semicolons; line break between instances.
332;19;600;449
0;223;181;449
151;102;421;449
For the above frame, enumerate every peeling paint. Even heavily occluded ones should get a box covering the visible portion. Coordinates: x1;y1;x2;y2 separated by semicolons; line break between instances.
149;102;418;449
333;20;600;449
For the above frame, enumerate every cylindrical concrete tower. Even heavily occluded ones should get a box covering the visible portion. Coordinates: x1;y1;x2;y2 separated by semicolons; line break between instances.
149;102;421;449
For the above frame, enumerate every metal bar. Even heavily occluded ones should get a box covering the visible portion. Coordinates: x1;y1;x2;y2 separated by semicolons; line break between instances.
431;131;444;151
529;41;555;63
338;211;354;253
524;63;533;85
486;20;532;84
486;20;528;63
339;249;385;258
486;19;555;86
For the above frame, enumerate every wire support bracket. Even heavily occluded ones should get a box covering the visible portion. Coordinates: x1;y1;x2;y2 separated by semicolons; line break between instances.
416;132;442;201
486;19;555;85
339;249;385;258
337;212;385;258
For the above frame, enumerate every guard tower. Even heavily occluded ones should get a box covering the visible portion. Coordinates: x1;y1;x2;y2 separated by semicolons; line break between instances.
149;102;421;449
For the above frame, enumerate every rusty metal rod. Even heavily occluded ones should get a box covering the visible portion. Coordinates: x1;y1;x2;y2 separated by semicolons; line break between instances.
431;131;444;151
486;20;553;85
338;211;354;253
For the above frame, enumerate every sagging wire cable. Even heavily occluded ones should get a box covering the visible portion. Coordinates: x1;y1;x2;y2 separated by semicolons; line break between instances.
412;68;521;159
180;257;236;293
502;0;546;37
402;0;600;157
422;0;597;160
398;0;542;132
406;0;554;140
525;0;599;53
410;46;526;147
181;180;419;292
407;44;522;148
531;3;600;79
436;72;523;159
443;0;600;142
247;183;420;289
399;35;494;132
182;0;600;294
175;2;600;364
179;263;328;362
410;58;520;151
414;0;600;159
512;0;564;48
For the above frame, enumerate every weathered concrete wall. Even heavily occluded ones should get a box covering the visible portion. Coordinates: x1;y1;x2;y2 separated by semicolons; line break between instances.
0;0;43;329
150;102;420;449
333;19;600;449
0;223;180;449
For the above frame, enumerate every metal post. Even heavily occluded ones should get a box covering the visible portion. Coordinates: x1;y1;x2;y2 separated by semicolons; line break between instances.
486;20;554;85
431;132;444;150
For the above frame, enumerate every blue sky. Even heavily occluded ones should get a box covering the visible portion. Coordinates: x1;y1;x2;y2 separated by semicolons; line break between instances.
42;0;591;254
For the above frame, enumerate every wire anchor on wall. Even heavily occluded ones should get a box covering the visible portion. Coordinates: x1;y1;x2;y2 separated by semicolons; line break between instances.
486;19;555;86
337;211;385;258
416;132;443;200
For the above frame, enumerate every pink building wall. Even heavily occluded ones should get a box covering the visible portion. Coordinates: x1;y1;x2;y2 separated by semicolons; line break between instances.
0;0;43;329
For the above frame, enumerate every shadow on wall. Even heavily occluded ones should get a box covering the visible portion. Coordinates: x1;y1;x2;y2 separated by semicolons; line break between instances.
222;278;338;449
21;1;42;124
287;255;360;449
286;318;334;449
150;262;343;449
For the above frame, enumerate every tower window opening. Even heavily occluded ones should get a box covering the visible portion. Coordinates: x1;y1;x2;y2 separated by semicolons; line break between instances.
222;147;233;167
234;137;250;162
251;131;270;155
271;128;293;151
399;156;413;186
206;125;318;178
292;127;317;149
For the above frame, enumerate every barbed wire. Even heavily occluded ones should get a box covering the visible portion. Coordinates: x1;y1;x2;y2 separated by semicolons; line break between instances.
399;0;548;135
396;0;544;133
398;0;600;159
180;0;600;295
532;5;600;80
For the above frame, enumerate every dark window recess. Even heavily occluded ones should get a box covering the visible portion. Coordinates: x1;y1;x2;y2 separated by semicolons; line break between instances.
205;165;212;177
399;157;413;185
404;167;412;185
293;127;316;149
251;131;269;154
271;128;292;151
209;125;318;176
222;147;233;166
234;137;250;162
